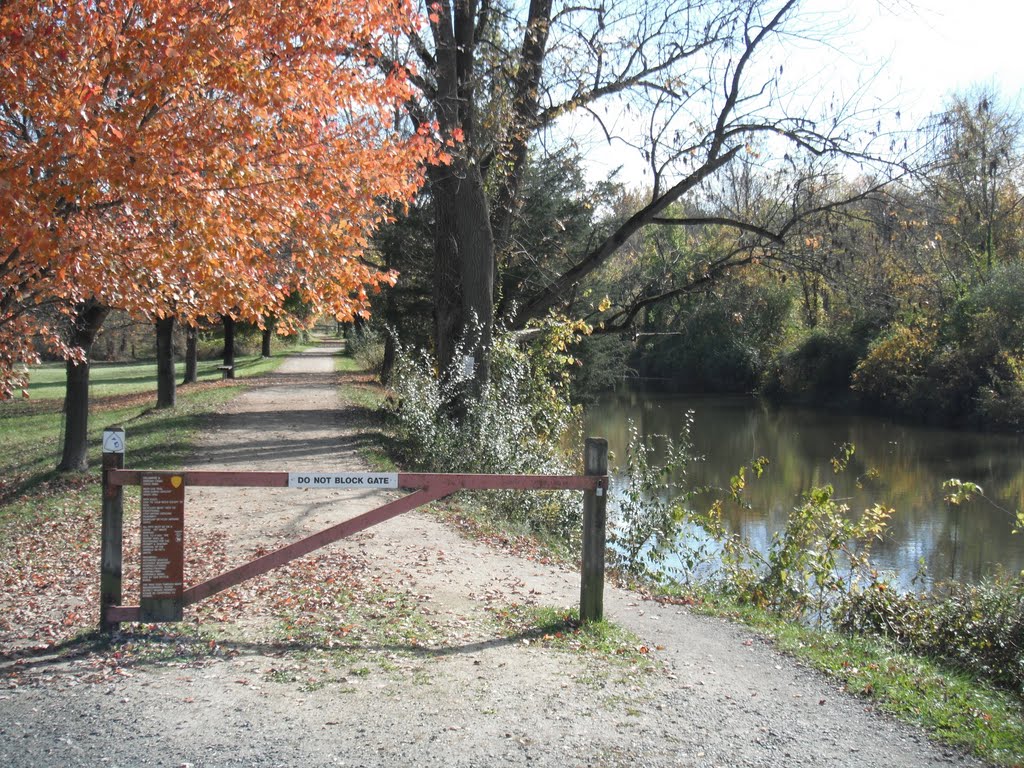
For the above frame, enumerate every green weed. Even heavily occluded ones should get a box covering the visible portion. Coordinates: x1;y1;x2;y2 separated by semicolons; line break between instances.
491;604;655;671
675;589;1024;766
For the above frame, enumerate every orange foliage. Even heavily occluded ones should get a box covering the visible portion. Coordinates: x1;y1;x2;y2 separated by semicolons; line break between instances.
0;0;439;397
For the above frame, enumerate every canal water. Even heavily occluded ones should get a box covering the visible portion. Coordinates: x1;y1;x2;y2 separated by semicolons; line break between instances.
585;391;1024;589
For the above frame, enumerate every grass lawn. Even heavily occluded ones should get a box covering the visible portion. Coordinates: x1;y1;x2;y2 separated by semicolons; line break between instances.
0;345;308;512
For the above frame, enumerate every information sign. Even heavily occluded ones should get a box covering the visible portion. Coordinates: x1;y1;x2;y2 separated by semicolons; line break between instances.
140;474;185;621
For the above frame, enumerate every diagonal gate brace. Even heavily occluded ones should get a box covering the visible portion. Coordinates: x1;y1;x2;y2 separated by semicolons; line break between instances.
183;487;449;606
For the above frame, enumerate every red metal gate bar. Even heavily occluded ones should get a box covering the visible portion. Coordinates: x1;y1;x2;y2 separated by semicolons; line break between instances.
103;486;452;623
102;472;604;624
100;439;609;629
402;473;605;493
107;469;606;493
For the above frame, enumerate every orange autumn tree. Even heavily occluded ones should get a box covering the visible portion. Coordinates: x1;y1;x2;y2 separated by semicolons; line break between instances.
1;0;439;466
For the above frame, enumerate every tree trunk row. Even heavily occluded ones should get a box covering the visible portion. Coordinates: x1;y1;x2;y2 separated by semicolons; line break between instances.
59;312;237;471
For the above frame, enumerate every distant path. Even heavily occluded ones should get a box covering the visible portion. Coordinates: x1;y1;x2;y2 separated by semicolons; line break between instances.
0;344;987;767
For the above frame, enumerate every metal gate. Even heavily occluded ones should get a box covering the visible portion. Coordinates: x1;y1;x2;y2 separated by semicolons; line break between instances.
99;428;609;632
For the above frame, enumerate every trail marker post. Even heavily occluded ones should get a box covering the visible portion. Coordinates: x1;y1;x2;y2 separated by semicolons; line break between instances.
100;427;125;633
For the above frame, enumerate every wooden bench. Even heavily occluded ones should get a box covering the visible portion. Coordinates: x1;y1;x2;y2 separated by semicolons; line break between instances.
216;365;234;379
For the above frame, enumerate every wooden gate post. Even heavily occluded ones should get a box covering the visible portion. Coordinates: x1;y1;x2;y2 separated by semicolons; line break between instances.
580;437;608;623
100;427;125;633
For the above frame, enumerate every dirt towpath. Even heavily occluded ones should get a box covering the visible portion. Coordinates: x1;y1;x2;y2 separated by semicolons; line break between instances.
0;344;987;767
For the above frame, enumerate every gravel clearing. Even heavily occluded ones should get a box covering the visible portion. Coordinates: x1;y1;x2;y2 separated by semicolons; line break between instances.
0;344;989;767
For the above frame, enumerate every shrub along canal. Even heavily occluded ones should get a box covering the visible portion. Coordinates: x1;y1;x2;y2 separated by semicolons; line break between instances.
586;391;1024;590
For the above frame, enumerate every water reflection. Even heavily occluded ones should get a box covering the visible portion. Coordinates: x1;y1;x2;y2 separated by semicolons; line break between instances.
585;392;1024;589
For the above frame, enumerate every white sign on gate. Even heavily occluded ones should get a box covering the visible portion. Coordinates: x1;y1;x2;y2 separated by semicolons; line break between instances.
288;472;398;489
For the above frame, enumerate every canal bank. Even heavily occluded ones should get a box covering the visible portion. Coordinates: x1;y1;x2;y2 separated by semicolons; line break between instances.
587;391;1024;588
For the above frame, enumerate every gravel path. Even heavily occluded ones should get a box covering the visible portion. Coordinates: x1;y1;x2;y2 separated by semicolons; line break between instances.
0;344;989;767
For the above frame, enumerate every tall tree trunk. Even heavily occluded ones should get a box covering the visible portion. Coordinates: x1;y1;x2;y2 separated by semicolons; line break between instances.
381;334;396;386
429;1;495;397
58;300;111;472
155;316;176;409
182;324;198;384
222;315;236;379
431;160;495;396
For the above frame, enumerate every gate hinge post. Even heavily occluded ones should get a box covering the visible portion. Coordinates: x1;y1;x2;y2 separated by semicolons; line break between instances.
580;437;608;623
100;427;125;634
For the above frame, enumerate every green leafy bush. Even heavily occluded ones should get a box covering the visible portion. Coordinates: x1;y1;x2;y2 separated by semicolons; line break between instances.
963;261;1024;351
836;576;1024;697
632;280;793;393
196;337;227;361
610;437;893;623
846;264;1024;427
570;333;632;402
851;322;938;415
691;446;892;623
976;352;1024;430
634;301;762;392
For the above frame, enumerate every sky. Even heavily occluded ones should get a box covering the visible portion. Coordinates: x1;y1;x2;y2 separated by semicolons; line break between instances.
577;0;1024;186
826;0;1024;122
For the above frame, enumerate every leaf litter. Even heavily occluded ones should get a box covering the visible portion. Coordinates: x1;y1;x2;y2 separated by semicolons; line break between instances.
0;495;455;692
